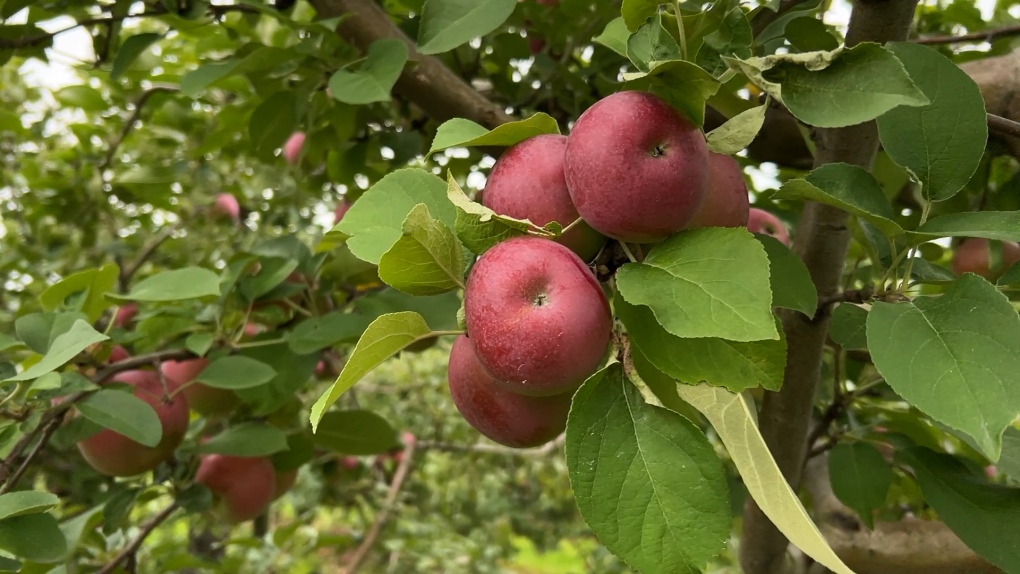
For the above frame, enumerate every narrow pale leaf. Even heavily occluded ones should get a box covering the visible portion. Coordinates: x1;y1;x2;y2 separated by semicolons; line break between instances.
706;103;767;154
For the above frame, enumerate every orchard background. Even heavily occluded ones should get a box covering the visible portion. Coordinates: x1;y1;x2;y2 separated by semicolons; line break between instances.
2;0;1020;572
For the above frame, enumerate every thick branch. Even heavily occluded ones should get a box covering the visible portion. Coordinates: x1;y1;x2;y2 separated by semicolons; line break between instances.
739;1;920;573
915;23;1020;45
987;113;1020;139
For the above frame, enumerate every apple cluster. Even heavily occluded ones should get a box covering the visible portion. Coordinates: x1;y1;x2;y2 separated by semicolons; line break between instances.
448;90;786;448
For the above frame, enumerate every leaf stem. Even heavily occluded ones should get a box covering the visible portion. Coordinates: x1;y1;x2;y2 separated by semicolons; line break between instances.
559;217;584;236
673;1;688;60
619;242;639;264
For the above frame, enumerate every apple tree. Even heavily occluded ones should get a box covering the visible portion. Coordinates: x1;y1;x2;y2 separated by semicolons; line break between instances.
2;0;1020;572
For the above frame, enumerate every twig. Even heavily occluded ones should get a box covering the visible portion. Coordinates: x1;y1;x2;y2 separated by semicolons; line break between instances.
101;86;179;173
0;414;65;495
93;349;194;382
96;502;179;574
914;23;1020;45
987;113;1020;140
814;286;874;318
119;222;182;291
417;433;565;457
343;441;417;574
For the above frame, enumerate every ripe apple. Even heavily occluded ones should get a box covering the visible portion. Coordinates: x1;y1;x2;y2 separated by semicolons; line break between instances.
564;91;709;243
195;454;277;523
272;468;298;500
212;193;240;222
463;236;612;396
448;335;571;448
483;134;606;261
748;208;790;246
283;131;306;165
161;358;240;417
243;322;263;338
108;345;130;364
951;238;1020;280
333;200;350;225
113;303;137;328
77;370;189;477
687;153;750;229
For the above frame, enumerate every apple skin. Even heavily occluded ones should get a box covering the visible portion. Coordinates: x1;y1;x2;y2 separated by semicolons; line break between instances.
195;454;277;524
77;370;189;477
283;132;306;165
212;193;240;222
272;468;299;500
333;200;350;225
483;134;606;261
108;345;130;364
113;304;137;328
463;236;612;396
162;358;241;417
951;238;1020;280
747;208;790;246
448;335;571;448
687;153;749;229
243;322;263;338
564;91;709;243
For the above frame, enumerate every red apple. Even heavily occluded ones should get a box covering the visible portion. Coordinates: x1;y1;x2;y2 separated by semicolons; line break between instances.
113;303;138;328
108;345;130;364
448;335;571;448
748;208;790;246
564;91;709;243
283;131;306;165
483;134;606;261
212;193;240;222
464;236;612;396
528;37;546;54
687;153;749;229
341;456;360;470
77;370;189;477
951;238;1020;280
195;454;277;524
333;200;351;225
243;322;263;338
161;358;240;417
272;468;298;500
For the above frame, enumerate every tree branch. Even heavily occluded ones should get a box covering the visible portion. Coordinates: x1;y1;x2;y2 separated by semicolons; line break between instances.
96;502;179;574
914;23;1020;45
418;433;565;457
0;414;65;495
739;1;920;573
101;86;179;174
119;221;182;291
987;113;1020;139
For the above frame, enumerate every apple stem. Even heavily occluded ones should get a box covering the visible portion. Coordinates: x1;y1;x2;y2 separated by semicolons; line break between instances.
560;217;584;235
673;0;688;60
619;242;639;264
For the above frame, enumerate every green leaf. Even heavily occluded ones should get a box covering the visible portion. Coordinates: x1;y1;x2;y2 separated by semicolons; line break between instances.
312;410;399;455
235;340;319;416
0;557;19;572
76;389;162;448
110;33;161;80
417;0;518;55
705;103;767;154
38;264;119;322
626;15;681;73
616;227;777;342
328;39;408;105
427;113;560;156
728;43;928;128
354;288;462;332
867;275;1020;461
877;43;987;202
335;169;456;265
628;59;722;126
378;203;467;295
0;335;20;354
446;175;554;254
287;313;372;355
829;304;868;350
240;257;299;302
4;320;108;383
0;513;67;563
249;91;297;160
271;432;316;472
622;0;664;31
617;296;786;392
0;492;60;522
102;488;140;533
593;17;629;57
198;422;289;457
180;60;240;99
55;85;107;111
756;233;817;317
310;312;437;431
566;363;730;574
777;163;903;237
185;333;215;357
674;384;857;574
911;211;1020;243
828;442;892;528
783;17;839;52
195;356;277;390
112;267;221;302
897;447;1020;573
999;427;1020;481
998;261;1020;286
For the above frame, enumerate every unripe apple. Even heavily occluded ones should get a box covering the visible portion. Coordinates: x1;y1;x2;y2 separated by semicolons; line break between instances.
564;91;709;243
483;134;606;261
212;193;240;222
77;370;189;477
748;208;790;246
448;335;571;448
687;153;749;229
272;468;298;500
951;238;1020;280
283;131;306;165
161;358;240;417
464;236;612;396
195;454;277;524
113;303;138;328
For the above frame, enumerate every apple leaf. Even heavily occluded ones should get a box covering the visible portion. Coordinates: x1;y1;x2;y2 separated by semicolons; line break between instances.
195;356;277;390
4;320;108;383
328;39;408;105
897;447;1020;572
417;0;517;55
0;513;67;564
110;33;162;80
272;432;316;472
617;296;786;392
828;442;893;529
593;16;629;57
235;340;319;416
728;43;928;128
784;17;839;52
185;333;214;357
378;204;467;296
446;175;557;254
198;422;289;457
626;14;680;73
287;312;372;355
867;274;1020;461
249;91;297;161
310;312;439;431
877;43;987;202
565;363;730;574
910;211;1020;243
38;264;119;322
999;428;1020;482
777;163;903;237
674;384;857;574
0;492;60;523
312;410;400;455
109;267;222;302
616;227;777;342
998;261;1020;286
334;169;456;265
705;103;767;154
829;304;868;351
624;59;721;126
756;233;817;317
428;113;560;156
621;0;665;32
76;389;162;448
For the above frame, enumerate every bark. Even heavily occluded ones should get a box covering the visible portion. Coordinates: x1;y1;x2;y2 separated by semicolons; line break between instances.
738;2;920;573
